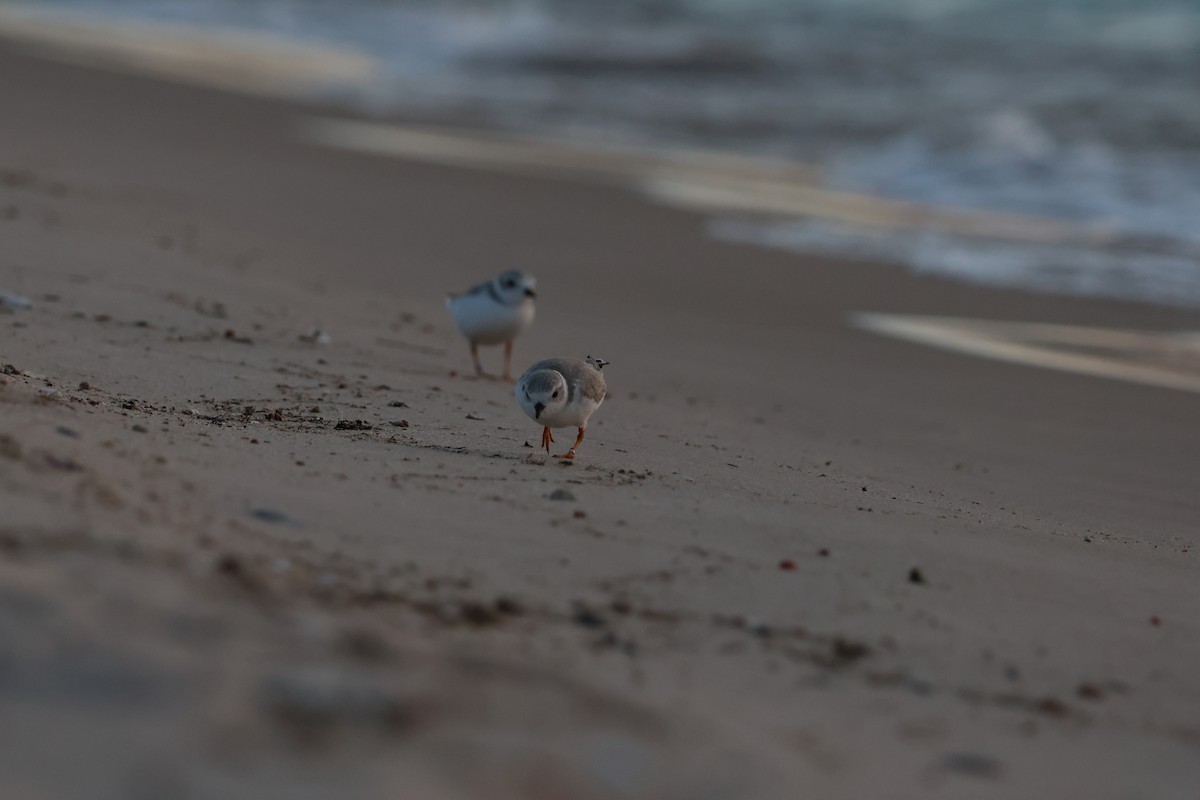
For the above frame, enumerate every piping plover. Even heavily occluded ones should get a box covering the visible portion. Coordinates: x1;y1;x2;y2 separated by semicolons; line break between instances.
516;356;608;459
445;270;537;380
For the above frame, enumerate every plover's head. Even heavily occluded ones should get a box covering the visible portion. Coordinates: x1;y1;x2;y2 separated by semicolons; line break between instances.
493;270;537;305
585;355;609;371
517;369;568;421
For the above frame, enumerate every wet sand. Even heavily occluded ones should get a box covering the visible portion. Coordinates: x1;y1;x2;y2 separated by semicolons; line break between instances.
2;43;1200;799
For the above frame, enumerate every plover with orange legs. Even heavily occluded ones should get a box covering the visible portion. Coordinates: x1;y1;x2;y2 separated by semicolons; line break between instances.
516;356;608;459
445;270;537;380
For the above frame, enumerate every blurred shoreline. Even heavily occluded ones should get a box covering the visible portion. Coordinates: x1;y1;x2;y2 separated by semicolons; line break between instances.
5;0;1200;309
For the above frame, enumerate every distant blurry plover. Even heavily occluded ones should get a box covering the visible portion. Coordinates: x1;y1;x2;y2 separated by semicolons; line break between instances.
445;270;537;380
516;356;608;459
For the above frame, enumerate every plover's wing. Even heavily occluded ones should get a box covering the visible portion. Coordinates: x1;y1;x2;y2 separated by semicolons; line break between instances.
527;358;606;404
579;365;607;403
446;278;499;306
466;279;501;302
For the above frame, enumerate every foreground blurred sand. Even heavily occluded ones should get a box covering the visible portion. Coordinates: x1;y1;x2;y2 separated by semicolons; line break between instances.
2;42;1200;800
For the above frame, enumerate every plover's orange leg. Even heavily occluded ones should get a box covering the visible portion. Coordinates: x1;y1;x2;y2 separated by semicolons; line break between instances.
501;340;514;382
470;342;485;377
541;426;555;454
553;427;586;459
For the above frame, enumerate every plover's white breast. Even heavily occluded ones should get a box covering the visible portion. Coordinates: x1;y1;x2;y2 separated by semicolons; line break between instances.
539;384;602;428
446;290;534;345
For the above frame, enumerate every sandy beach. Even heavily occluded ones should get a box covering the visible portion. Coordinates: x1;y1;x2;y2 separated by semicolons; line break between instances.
2;40;1200;799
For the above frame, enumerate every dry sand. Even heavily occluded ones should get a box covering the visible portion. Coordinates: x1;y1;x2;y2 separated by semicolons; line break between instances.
2;43;1200;800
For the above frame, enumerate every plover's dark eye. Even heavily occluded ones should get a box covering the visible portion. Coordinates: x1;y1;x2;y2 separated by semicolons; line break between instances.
552;391;559;399
503;280;516;289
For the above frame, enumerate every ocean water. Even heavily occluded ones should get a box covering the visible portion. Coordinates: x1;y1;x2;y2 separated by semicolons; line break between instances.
23;0;1200;308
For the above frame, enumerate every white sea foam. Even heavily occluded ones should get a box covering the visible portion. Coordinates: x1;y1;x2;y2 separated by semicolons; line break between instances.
713;217;1200;309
